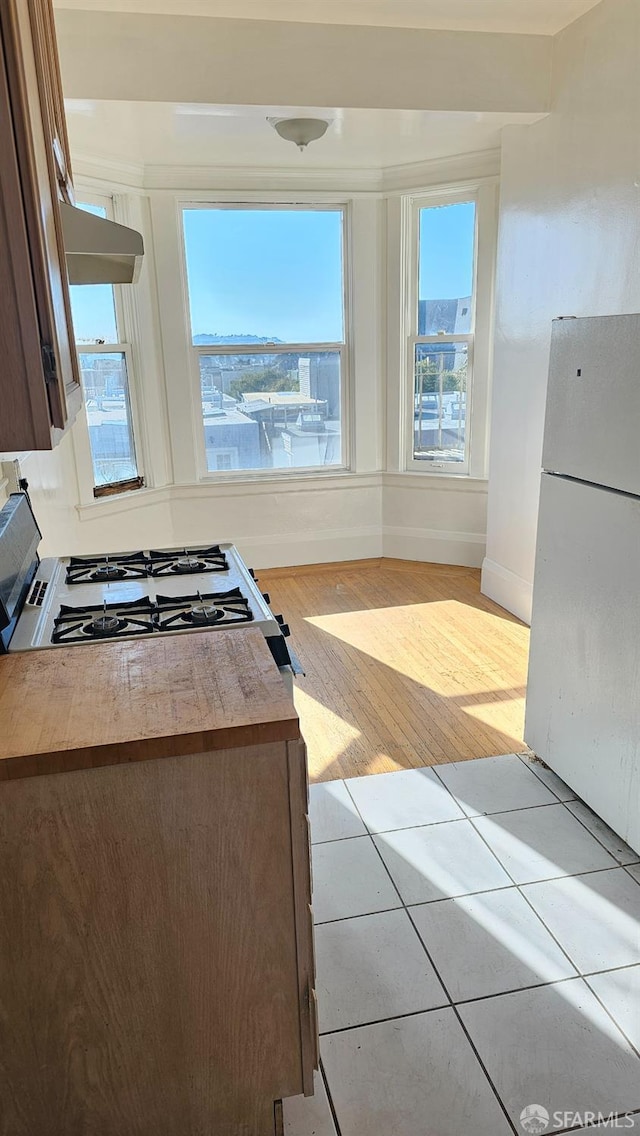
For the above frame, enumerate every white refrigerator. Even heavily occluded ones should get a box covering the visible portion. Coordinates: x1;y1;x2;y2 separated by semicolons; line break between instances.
525;314;640;855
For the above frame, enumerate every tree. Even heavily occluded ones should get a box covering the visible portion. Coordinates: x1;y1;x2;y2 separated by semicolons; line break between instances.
416;354;466;395
229;367;300;402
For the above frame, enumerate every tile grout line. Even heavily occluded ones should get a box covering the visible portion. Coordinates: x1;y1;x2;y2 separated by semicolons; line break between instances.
582;973;640;1062
316;940;640;1031
319;1056;343;1136
340;778;519;1136
446;1003;519;1136
319;1002;451;1037
515;754;640;869
313;874;536;924
515;753;575;800
310;794;625;845
461;804;603;983
315;837;632;893
315;902;403;926
557;804;640;868
431;751;565;806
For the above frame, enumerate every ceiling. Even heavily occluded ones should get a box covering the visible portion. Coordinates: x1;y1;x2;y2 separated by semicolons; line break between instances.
65;101;543;170
54;0;602;36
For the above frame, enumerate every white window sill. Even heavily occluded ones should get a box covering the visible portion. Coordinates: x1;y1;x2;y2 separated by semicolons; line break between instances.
197;465;351;487
384;471;488;492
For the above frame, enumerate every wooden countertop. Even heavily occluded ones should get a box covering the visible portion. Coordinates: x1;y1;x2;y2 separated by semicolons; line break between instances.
0;627;299;781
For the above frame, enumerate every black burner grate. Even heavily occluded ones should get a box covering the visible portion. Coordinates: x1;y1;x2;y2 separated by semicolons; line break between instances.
65;552;151;585
155;588;253;630
52;597;157;643
148;546;228;577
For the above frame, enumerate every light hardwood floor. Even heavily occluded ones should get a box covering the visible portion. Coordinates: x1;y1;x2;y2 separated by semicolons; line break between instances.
258;559;530;783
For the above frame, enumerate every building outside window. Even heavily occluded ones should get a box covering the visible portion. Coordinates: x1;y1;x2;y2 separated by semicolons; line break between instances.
181;205;347;476
68;200;142;496
408;196;478;473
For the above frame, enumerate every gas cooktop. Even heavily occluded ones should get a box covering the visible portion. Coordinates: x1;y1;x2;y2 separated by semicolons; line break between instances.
9;540;290;655
0;505;298;689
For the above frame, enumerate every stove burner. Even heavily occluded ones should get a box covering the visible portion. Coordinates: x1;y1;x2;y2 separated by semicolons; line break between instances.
52;597;157;644
91;563;126;581
65;552;150;585
155;587;253;631
85;614;124;637
148;546;228;576
184;603;224;625
173;556;205;574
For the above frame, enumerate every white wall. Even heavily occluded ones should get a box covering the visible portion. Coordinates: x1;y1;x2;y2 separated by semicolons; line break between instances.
482;0;640;622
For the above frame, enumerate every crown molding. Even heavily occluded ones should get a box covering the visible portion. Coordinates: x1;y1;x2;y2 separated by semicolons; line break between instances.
72;152;145;190
382;147;501;192
69;147;502;196
142;162;382;193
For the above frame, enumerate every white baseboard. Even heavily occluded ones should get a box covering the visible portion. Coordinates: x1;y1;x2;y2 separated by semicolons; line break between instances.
383;526;485;568
239;526;383;570
481;557;533;623
238;525;486;572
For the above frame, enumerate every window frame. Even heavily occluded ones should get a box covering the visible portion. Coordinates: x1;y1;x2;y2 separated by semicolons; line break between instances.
70;191;145;499
402;183;496;479
180;201;351;482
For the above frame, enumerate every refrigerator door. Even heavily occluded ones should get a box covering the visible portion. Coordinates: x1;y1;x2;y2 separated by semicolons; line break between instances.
543;314;640;497
525;473;640;854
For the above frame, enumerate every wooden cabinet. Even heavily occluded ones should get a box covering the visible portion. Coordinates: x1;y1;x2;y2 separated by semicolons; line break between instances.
0;630;318;1135
0;0;81;451
0;739;318;1136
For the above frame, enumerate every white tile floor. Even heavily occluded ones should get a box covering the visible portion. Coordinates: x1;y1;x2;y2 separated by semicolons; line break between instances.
285;753;640;1136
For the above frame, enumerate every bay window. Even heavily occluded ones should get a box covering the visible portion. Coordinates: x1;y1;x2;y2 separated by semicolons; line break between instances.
181;205;347;476
69;200;142;497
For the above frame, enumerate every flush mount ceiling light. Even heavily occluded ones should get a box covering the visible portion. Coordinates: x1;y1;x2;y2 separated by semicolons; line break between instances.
268;117;330;151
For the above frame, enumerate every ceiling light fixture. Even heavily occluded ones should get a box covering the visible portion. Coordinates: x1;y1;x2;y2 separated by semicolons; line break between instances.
268;117;330;151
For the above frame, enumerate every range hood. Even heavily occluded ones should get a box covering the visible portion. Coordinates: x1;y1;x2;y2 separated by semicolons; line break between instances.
60;202;144;285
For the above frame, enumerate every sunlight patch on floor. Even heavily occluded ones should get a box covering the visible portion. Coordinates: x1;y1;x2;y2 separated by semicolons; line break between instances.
305;599;527;696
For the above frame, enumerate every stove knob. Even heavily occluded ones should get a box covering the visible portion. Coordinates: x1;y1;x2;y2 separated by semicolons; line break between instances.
248;568;256;579
262;592;271;605
275;615;290;637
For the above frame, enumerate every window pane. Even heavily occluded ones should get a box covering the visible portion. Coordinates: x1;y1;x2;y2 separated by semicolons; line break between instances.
78;352;139;486
413;343;468;464
69;203;119;344
182;208;344;344
199;350;342;472
418;202;475;335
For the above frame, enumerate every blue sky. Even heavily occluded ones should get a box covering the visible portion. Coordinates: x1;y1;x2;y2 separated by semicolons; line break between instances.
69;200;475;343
183;208;344;343
69;202;119;343
419;201;476;301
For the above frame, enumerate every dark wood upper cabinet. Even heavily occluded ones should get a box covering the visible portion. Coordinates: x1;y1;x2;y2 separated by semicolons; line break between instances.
0;0;81;451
